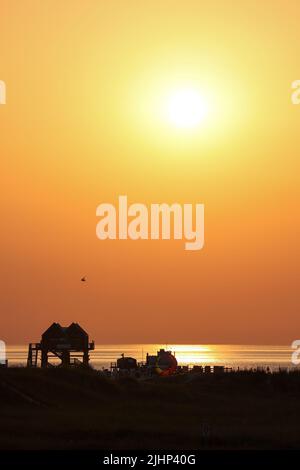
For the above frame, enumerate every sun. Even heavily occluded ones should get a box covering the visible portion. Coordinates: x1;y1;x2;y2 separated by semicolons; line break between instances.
166;87;209;129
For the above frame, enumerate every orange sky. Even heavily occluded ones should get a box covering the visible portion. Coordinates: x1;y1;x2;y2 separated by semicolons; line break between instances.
0;1;299;344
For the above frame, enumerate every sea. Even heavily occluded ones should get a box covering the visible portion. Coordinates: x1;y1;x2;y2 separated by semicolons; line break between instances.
5;344;298;371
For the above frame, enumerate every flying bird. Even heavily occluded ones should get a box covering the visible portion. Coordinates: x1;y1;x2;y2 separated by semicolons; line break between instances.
81;276;87;282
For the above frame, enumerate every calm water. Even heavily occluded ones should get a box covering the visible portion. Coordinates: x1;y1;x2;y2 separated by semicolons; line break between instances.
5;344;296;371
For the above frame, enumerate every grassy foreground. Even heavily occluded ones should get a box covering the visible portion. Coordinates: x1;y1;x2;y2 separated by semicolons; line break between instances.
0;367;300;449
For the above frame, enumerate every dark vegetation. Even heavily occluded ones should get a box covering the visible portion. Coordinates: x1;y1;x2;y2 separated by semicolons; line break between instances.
0;367;300;449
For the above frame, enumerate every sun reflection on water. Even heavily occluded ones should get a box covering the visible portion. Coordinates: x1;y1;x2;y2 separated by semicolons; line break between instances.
167;345;216;365
5;344;294;370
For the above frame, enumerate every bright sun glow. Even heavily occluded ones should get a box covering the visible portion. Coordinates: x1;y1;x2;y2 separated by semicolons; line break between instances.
166;345;215;365
166;88;209;129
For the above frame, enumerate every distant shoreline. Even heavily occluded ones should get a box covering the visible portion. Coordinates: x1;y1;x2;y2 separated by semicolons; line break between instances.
3;344;296;371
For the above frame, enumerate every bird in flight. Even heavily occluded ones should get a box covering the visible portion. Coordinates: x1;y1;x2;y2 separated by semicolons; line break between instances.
81;276;87;282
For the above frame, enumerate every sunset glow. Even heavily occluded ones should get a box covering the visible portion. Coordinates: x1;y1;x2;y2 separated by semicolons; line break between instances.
0;1;299;346
166;88;209;128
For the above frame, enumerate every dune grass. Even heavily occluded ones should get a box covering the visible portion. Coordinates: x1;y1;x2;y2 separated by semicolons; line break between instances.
0;367;300;449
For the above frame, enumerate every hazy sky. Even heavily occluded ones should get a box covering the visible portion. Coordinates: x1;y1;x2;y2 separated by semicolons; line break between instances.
0;1;299;344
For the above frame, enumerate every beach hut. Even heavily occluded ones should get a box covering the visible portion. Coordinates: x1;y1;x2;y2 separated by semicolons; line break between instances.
27;322;94;368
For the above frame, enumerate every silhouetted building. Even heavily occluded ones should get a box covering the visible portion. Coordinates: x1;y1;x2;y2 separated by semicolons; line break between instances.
146;349;177;376
27;322;94;368
116;355;138;370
